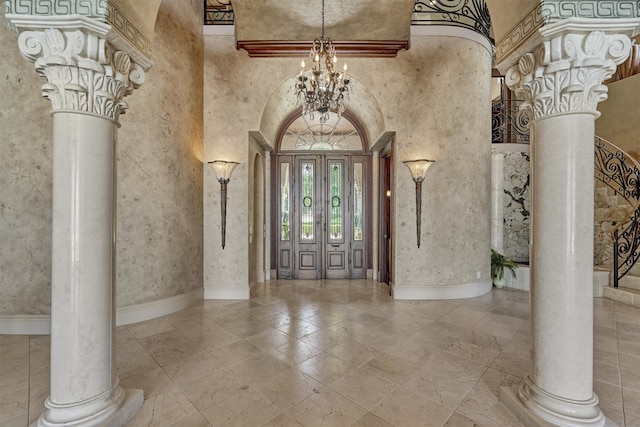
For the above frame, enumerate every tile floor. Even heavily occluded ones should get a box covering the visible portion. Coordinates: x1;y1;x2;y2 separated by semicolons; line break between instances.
1;279;639;426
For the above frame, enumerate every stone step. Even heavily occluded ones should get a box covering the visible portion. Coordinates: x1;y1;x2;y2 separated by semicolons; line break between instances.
618;273;640;291
602;285;640;308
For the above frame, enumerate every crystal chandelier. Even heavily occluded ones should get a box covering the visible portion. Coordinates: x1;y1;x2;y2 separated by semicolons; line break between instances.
295;0;350;123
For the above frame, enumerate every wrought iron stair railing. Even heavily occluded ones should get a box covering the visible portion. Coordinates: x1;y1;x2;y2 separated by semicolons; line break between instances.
492;98;530;144
594;136;640;287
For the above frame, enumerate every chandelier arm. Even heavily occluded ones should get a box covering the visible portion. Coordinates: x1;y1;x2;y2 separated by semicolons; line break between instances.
322;0;325;40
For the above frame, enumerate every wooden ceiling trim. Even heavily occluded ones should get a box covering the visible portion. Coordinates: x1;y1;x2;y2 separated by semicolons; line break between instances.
236;40;409;58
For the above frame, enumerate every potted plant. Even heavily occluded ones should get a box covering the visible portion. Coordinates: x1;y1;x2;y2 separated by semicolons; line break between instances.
491;249;518;288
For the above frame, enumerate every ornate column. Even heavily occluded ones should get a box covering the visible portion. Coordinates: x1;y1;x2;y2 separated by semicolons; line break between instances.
7;14;147;427
503;19;638;427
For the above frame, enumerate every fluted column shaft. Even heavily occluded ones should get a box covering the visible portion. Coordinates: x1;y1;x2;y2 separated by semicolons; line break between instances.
8;16;146;427
505;19;638;426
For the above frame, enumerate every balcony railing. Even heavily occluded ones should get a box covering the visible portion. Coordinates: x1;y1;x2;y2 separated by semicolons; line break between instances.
204;0;234;25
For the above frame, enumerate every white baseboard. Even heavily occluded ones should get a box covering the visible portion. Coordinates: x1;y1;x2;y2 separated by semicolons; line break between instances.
393;279;493;300
0;289;203;335
0;314;51;335
204;285;250;300
116;288;202;326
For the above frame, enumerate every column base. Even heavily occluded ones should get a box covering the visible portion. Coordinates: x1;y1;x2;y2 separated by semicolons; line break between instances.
34;387;143;427
501;381;615;427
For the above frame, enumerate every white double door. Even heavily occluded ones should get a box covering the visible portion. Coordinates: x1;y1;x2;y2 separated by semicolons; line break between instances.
277;154;366;279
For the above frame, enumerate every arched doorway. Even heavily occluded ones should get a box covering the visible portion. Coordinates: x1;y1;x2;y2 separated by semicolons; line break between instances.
271;110;372;279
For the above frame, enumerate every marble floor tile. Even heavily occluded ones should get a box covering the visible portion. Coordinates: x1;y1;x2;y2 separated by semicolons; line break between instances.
287;386;367;427
275;318;321;339
434;337;501;367
169;413;212;427
438;306;490;329
201;386;282;427
4;282;640;427
116;347;161;380
205;339;262;368
178;367;248;411
0;386;28;425
623;388;640;418
125;389;199;427
472;313;524;340
245;328;294;352
127;318;176;339
620;367;640;392
254;370;324;411
296;351;352;385
326;340;381;367
162;351;230;387
27;382;47;424
361;352;421;385
262;412;304;427
490;351;530;379
383;335;442;364
456;385;521;427
229;352;293;384
329;367;398;410
444;412;489;426
594;347;622;366
138;329;207;366
119;367;179;400
399;368;477;410
372;386;452;427
594;360;622;387
472;367;523;398
460;329;511;353
268;339;324;366
352;411;395;427
298;328;348;351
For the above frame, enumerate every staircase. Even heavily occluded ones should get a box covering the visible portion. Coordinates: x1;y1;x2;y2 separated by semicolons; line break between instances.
603;274;640;307
594;136;640;306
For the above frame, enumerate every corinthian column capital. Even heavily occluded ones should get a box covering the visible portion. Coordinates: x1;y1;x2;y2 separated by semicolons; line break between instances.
505;19;639;121
16;22;144;121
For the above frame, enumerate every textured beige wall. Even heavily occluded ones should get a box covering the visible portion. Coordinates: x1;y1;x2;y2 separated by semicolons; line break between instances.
0;4;53;315
203;31;492;292
386;36;492;289
116;0;204;306
0;0;204;315
596;74;640;159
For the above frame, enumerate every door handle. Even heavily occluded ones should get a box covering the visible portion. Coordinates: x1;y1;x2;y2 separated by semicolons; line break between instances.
331;244;340;248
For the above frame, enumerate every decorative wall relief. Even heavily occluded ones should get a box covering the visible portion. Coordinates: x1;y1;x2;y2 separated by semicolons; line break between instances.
503;151;530;262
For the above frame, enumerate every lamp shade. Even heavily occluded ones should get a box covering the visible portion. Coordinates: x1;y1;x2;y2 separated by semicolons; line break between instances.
403;159;435;182
208;160;239;182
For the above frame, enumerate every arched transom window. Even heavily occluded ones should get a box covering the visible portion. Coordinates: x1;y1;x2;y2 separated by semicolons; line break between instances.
280;112;362;151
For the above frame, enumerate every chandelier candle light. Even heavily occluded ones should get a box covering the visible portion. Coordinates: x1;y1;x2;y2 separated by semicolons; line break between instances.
295;0;350;123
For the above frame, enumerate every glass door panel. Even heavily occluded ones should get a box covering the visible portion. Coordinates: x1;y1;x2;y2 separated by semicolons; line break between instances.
328;160;344;242
280;163;290;241
353;162;363;241
276;154;367;279
300;161;315;242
